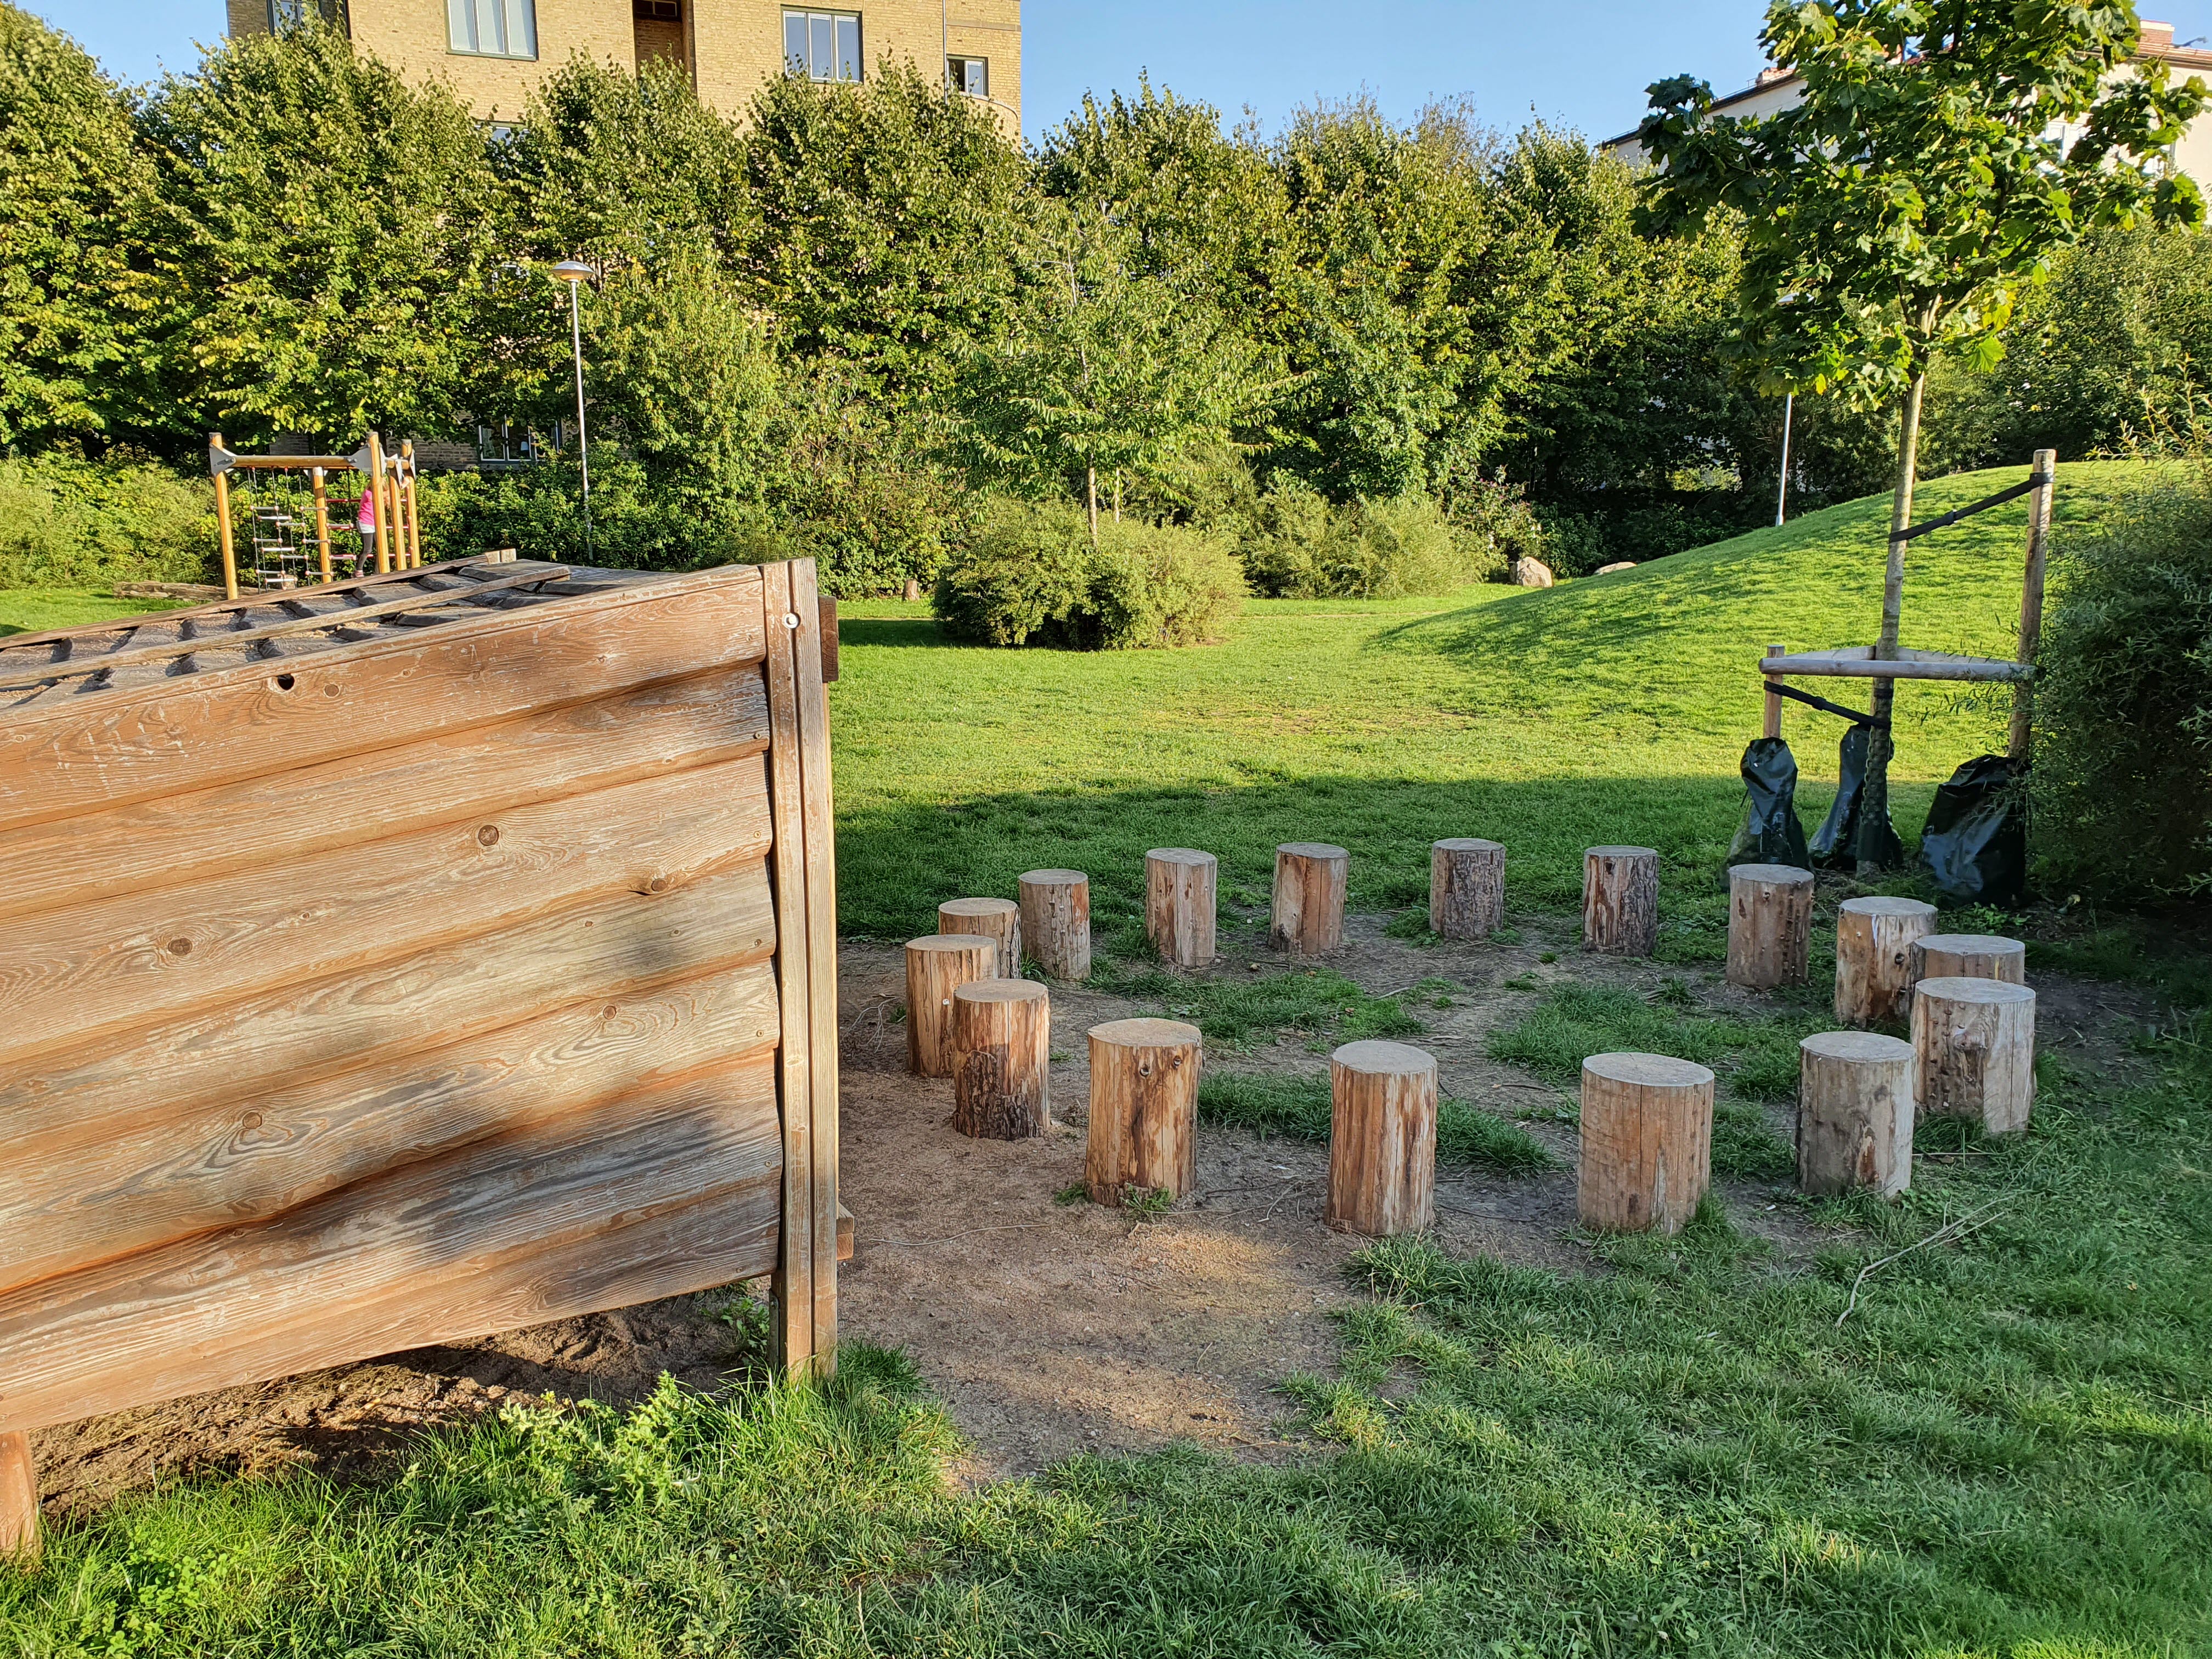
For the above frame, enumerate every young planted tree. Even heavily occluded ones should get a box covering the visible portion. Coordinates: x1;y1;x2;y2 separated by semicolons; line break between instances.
1638;1;2205;865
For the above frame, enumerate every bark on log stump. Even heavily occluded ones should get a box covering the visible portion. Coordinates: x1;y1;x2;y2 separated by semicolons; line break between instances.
1271;842;1348;955
1145;848;1218;968
1835;896;1938;1025
1430;838;1505;939
1577;1052;1714;1234
1325;1040;1438;1236
1018;868;1091;981
1086;1017;1203;1204
0;1431;35;1564
1725;863;1814;990
938;896;1021;978
1583;847;1660;956
905;934;995;1077
1911;933;2027;988
951;979;1052;1139
1797;1031;1915;1198
1912;976;2036;1133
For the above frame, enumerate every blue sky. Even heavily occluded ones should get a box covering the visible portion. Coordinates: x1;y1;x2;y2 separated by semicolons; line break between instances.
36;2;2212;146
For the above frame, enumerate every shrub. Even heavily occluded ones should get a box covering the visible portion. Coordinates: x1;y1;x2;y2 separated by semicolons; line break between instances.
933;499;1243;648
1534;494;1752;575
1240;489;1499;597
2033;470;2212;899
0;453;213;588
415;459;794;573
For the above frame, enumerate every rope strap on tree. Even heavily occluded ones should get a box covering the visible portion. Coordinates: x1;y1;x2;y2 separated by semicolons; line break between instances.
1771;680;1889;729
1888;471;2053;545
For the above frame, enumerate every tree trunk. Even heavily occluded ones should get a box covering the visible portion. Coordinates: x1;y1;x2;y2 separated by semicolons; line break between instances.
905;934;996;1077
1912;977;2036;1133
1430;838;1505;940
1018;868;1091;981
0;1430;36;1565
1724;862;1814;990
1086;1017;1202;1204
1797;1031;1915;1198
938;896;1022;978
1270;841;1348;956
1835;896;1937;1025
1582;846;1659;956
1113;470;1122;523
1087;466;1099;548
951;979;1052;1139
1577;1052;1714;1234
1863;371;1927;872
1145;848;1217;967
1325;1040;1437;1236
1911;933;2027;988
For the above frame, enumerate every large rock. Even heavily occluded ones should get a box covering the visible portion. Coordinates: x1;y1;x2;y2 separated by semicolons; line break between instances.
1594;561;1637;575
1510;556;1555;588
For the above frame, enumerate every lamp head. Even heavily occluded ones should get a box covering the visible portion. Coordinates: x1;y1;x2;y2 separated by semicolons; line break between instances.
550;259;594;285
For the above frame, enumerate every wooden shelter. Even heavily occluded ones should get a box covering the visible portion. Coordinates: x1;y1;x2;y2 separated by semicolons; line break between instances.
0;556;841;1558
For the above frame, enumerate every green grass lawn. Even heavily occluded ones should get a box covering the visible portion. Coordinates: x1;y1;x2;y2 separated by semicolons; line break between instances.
0;589;183;636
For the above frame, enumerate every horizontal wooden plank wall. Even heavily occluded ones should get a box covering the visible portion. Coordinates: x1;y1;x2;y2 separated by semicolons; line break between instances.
0;561;837;1455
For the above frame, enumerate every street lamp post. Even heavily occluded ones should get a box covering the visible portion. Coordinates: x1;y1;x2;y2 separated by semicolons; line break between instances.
551;259;594;561
1775;392;1795;528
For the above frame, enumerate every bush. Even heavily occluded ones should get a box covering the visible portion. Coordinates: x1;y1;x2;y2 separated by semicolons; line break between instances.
415;459;794;573
1240;489;1500;597
933;500;1243;648
2033;470;2212;899
0;453;213;588
1534;494;1753;576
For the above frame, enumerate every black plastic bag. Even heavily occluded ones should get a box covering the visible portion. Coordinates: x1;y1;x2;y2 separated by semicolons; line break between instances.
1810;724;1903;871
1921;754;2027;908
1726;737;1810;869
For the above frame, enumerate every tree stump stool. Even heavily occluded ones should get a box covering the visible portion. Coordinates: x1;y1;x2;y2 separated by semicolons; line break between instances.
1145;848;1218;968
1911;933;2027;988
1835;896;1938;1025
0;1430;35;1564
1725;863;1814;989
1271;842;1348;955
1912;976;2036;1133
1429;838;1504;939
1797;1031;1915;1198
1577;1052;1714;1234
951;979;1052;1139
905;934;995;1077
938;896;1021;978
1018;868;1091;981
1325;1040;1437;1236
1583;847;1660;956
1086;1018;1203;1204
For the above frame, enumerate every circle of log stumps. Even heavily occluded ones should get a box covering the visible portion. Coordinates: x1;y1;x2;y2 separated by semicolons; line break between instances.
1326;1040;1437;1236
1835;896;1937;1025
1146;848;1218;968
1725;863;1814;989
1018;868;1091;981
1912;933;2027;989
938;896;1022;978
951;979;1052;1140
1797;1031;1915;1198
1583;846;1659;956
1086;1017;1203;1204
1430;838;1505;939
904;934;995;1077
1913;975;2037;1133
1577;1052;1713;1234
1271;842;1348;956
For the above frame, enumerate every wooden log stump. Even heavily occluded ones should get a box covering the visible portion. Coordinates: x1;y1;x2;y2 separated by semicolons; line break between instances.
1325;1040;1438;1236
1835;896;1938;1025
1911;933;2027;988
1797;1031;1915;1198
1577;1052;1714;1234
938;896;1020;978
1725;862;1814;990
1018;868;1091;981
952;979;1052;1139
1429;838;1504;939
1912;976;2036;1133
1583;846;1660;956
0;1431;35;1564
1086;1017;1203;1204
1271;842;1348;956
1145;848;1217;968
905;934;995;1077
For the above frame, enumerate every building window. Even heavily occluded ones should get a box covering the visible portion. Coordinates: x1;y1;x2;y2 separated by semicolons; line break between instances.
783;9;862;82
947;55;987;97
268;0;346;27
634;0;686;68
476;422;540;467
448;0;537;60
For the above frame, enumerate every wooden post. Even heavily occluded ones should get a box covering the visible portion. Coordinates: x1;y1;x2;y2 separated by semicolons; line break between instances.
402;442;424;570
0;1430;35;1565
2008;447;2056;761
388;455;409;572
210;432;240;601
1911;933;2027;988
1583;846;1660;956
938;896;1020;977
1835;895;1937;1025
1724;862;1814;989
365;431;392;574
1797;1031;1915;1197
951;979;1051;1139
310;466;334;585
1271;841;1348;955
1912;977;2036;1133
905;934;994;1077
1145;848;1217;968
1577;1052;1714;1234
1086;1017;1202;1204
1763;643;1785;739
1325;1039;1437;1236
1429;838;1505;939
1018;868;1091;980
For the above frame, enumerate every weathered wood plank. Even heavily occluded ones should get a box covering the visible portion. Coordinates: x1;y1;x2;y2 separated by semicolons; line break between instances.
0;666;770;923
791;559;841;1367
0;755;772;1071
760;563;816;1375
1;958;779;1294
0;1057;781;1434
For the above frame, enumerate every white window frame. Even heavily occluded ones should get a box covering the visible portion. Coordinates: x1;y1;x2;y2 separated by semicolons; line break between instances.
448;0;538;60
947;54;988;97
783;9;863;83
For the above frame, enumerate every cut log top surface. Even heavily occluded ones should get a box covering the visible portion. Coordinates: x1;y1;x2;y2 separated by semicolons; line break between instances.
1730;862;1813;885
1801;1030;1916;1064
1920;933;2024;957
1020;868;1087;885
1091;1017;1201;1046
1148;848;1217;867
1588;845;1658;859
1917;975;2035;1005
907;933;992;955
940;897;1018;919
1331;1039;1436;1076
1582;1051;1716;1089
953;978;1048;1006
1434;837;1503;853
1841;896;1938;919
1279;841;1348;860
